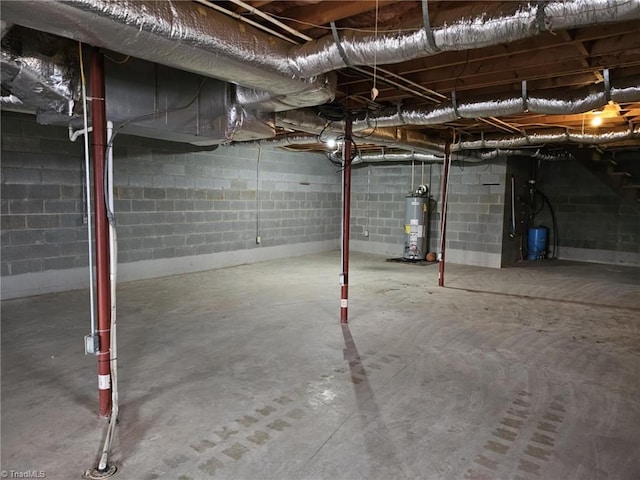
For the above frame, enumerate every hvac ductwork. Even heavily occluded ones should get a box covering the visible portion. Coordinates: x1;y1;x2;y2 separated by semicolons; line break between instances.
456;126;640;150
353;152;445;164
275;109;445;155
0;0;336;112
353;76;640;130
1;31;77;115
277;109;640;153
288;0;640;77
1;29;275;144
250;135;322;148
478;149;573;162
4;0;638;98
352;149;571;164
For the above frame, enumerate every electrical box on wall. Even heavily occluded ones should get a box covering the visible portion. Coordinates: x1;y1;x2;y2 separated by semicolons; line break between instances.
84;334;99;355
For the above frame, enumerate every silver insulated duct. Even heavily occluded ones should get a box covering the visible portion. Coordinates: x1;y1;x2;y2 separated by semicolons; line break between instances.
0;0;336;112
353;76;640;131
455;126;640;150
1;29;275;145
288;0;640;77
275;109;445;155
3;0;638;92
277;109;640;153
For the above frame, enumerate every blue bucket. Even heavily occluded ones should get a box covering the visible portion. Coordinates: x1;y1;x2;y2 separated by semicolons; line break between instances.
527;227;548;260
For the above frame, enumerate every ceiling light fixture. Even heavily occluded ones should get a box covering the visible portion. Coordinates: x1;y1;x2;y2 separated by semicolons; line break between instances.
590;111;603;127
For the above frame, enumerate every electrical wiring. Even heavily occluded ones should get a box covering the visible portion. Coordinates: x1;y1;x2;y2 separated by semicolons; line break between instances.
105;53;130;64
352;114;378;139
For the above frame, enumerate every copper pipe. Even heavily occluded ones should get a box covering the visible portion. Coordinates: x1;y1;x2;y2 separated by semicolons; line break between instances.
340;118;353;324
91;48;112;417
438;142;451;287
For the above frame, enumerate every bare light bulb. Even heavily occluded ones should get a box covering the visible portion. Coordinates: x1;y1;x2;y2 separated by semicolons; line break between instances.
590;113;603;127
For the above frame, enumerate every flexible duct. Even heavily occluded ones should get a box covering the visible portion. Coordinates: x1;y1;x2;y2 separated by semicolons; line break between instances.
353;76;640;130
288;0;640;77
1;52;75;115
275;109;446;155
353;152;445;164
353;149;572;164
478;149;573;162
456;126;640;150
4;0;638;102
250;135;322;148
278;109;640;153
0;0;335;112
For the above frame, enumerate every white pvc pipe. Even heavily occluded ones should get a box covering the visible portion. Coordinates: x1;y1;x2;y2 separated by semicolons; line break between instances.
72;78;97;339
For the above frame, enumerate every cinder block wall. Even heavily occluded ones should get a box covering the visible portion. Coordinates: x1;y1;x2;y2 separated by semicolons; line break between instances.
350;160;507;267
445;162;506;268
1;111;340;299
536;159;640;265
350;164;414;256
501;157;533;266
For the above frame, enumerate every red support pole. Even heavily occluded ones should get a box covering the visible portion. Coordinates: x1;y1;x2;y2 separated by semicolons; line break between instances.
91;48;112;417
438;142;451;287
340;117;353;324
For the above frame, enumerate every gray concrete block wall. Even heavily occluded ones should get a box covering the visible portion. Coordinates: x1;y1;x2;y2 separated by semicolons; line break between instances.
351;161;506;267
443;162;506;267
1;111;341;292
351;164;413;248
110;143;341;265
501;157;533;266
536;159;640;265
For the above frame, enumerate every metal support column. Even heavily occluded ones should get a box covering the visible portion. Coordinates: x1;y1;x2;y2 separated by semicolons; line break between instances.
91;48;112;417
438;142;451;287
340;117;353;324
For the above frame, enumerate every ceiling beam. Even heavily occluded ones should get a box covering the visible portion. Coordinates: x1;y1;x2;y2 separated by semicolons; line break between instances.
280;0;396;32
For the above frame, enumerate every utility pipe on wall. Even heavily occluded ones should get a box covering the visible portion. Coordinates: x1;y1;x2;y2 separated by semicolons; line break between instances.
340;118;353;324
90;48;112;417
438;142;451;287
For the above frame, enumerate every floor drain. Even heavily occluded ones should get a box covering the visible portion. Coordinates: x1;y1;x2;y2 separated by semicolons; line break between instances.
84;465;117;479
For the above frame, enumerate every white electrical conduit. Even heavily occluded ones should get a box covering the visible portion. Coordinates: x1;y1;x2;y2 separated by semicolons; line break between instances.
97;121;119;474
70;43;97;344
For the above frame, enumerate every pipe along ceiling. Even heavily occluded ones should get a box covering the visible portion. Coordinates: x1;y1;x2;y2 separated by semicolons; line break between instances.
1;0;639;156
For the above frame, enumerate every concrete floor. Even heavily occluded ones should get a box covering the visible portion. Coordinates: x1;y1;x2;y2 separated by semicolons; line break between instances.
1;252;639;480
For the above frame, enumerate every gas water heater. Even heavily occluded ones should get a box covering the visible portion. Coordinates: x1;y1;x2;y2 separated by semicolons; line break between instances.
403;185;429;260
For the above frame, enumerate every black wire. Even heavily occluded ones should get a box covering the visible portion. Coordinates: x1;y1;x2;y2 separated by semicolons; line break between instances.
316;120;333;143
353;112;378;138
453;49;470;94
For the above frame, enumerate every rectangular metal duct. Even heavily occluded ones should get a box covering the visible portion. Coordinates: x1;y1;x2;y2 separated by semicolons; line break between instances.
99;57;273;145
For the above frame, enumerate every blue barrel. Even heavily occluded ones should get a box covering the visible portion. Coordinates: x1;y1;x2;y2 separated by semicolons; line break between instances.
527;227;548;260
